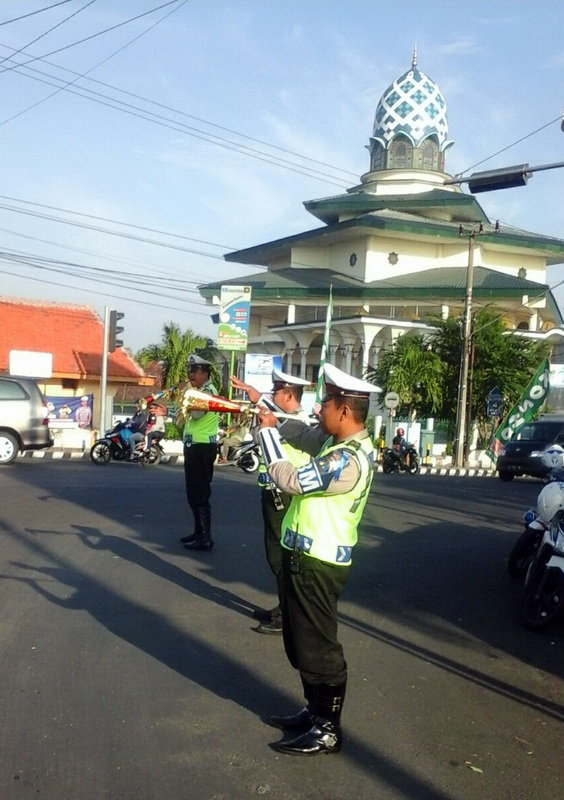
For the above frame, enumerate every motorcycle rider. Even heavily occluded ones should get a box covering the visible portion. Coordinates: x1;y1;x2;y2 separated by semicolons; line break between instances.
218;417;250;463
392;427;407;466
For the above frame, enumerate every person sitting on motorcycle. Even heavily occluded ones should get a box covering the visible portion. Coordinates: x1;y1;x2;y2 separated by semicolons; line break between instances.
128;402;150;457
392;427;408;464
146;403;166;448
218;417;250;463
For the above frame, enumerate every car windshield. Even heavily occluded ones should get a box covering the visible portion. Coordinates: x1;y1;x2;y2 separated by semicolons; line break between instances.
515;422;563;443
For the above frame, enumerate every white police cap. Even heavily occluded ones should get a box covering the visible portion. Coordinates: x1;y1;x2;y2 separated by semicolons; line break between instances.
272;367;310;387
323;363;380;397
188;354;212;368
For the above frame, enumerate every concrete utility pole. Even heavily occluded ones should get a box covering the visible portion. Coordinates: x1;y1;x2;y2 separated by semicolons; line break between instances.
453;228;477;468
99;306;110;434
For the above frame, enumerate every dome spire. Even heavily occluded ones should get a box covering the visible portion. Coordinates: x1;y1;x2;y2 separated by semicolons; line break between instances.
412;42;417;70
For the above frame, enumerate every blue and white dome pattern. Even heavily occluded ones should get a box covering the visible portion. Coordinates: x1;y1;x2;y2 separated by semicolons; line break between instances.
372;63;451;150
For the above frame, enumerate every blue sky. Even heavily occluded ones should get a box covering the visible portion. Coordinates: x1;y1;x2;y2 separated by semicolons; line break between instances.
1;0;564;352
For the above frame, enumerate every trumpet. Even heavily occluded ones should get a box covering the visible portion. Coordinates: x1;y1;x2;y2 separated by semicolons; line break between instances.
180;389;308;422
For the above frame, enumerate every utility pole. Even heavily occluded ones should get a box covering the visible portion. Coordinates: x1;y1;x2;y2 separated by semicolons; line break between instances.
453;228;477;467
99;306;110;434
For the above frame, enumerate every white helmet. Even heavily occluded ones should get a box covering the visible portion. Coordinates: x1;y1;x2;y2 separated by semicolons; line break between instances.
537;480;564;525
541;443;564;471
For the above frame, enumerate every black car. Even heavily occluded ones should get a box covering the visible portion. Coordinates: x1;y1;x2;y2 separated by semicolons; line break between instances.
496;419;564;481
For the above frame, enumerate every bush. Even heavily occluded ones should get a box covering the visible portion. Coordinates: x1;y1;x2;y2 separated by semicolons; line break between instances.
165;421;183;440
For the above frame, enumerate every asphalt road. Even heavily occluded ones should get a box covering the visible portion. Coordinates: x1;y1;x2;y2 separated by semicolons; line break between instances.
0;460;561;800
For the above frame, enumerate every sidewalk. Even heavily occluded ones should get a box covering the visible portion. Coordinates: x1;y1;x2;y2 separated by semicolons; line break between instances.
17;448;498;477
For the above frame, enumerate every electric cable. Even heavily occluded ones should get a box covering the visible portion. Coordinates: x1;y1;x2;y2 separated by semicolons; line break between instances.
0;0;184;75
0;1;73;27
0;0;99;70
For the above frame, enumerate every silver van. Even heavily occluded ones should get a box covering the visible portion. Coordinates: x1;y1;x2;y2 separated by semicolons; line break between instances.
0;376;54;464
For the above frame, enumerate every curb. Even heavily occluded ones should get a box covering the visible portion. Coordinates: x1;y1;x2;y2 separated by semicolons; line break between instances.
16;450;498;477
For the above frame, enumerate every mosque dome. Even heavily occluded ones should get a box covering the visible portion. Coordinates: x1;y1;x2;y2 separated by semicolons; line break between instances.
368;52;454;174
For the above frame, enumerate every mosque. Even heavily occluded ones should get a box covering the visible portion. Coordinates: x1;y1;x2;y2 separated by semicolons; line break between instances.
199;53;564;381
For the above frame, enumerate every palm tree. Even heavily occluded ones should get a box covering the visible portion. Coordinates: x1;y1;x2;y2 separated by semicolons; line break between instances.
136;323;211;389
367;334;443;420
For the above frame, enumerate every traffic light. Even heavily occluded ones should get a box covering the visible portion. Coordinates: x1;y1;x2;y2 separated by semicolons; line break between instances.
108;310;124;352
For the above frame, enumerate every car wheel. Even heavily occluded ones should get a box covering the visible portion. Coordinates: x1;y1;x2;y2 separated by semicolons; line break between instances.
498;470;514;482
0;431;19;465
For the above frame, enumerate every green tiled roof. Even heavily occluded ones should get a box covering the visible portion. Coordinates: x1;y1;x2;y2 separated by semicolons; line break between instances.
304;188;490;224
224;212;564;266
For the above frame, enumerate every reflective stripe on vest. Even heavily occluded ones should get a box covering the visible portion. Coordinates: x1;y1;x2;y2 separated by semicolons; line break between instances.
257;408;311;487
280;435;374;566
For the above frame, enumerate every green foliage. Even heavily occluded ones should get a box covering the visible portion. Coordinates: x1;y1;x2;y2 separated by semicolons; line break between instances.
365;333;443;420
164;420;183;440
365;309;551;443
136;323;218;389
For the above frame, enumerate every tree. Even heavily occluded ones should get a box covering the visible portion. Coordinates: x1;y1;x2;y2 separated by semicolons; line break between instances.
366;333;444;420
428;308;550;441
136;323;216;389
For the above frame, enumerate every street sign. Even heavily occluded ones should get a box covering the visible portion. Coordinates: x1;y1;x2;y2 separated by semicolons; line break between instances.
486;386;503;418
384;391;400;409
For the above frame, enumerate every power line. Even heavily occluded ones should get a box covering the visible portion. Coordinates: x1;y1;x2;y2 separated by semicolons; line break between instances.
0;0;191;129
0;1;74;27
0;0;99;70
0;0;185;75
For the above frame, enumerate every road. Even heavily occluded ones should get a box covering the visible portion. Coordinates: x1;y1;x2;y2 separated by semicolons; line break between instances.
0;461;561;800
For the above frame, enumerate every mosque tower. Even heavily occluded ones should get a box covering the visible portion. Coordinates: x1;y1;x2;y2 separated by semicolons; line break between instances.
361;49;455;194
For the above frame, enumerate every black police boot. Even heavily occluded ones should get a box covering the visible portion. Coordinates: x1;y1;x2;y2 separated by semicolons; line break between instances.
268;706;315;731
269;681;346;756
184;506;213;551
256;606;282;635
268;677;315;729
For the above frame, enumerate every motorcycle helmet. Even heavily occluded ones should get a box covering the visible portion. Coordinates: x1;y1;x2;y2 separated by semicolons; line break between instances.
396;427;405;436
148;413;156;424
541;443;564;471
536;480;564;525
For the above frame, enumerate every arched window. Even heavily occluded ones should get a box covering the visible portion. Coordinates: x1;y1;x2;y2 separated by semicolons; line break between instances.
421;139;439;170
389;136;413;169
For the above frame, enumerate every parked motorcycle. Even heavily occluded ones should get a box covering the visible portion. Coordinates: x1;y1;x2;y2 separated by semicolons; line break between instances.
90;429;163;467
520;480;564;630
507;508;545;580
217;438;260;473
382;445;419;475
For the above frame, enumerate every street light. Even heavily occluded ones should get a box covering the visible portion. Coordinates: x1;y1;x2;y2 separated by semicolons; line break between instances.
446;160;564;193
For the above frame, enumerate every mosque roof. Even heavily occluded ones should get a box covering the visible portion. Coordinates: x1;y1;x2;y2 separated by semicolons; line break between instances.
372;56;453;151
304;188;489;224
200;266;560;322
221;212;564;267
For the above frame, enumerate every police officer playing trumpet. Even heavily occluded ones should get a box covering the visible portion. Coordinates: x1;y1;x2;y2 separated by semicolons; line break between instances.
257;363;379;756
180;355;220;552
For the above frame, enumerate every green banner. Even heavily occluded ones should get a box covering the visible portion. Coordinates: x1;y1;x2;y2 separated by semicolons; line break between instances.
486;356;550;463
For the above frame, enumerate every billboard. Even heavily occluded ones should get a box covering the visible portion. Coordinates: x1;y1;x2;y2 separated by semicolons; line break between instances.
217;285;252;351
244;353;282;395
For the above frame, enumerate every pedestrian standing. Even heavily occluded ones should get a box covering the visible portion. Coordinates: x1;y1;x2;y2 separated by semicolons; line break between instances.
231;368;311;634
257;363;379;755
180;355;219;552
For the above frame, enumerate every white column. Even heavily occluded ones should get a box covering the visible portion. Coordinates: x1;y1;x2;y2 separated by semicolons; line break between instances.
287;304;296;324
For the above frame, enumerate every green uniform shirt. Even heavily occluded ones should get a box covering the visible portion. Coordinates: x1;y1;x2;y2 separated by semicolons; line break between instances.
182;381;219;444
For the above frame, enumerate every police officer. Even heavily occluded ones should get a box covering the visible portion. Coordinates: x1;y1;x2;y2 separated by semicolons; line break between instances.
257;363;379;756
231;368;311;634
180;355;219;552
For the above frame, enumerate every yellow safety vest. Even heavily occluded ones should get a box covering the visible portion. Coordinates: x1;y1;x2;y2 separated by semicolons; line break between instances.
257;408;311;489
183;381;219;444
280;434;374;566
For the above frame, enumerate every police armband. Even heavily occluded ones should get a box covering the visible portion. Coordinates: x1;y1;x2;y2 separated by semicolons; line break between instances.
258;427;285;466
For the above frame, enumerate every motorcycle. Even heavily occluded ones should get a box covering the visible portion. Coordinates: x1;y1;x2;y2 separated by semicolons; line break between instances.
216;438;260;473
90;428;163;467
382;445;419;475
507;508;545;581
520;480;564;630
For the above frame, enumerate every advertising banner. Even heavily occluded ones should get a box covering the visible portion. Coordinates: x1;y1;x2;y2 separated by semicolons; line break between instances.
217;285;252;351
486;357;550;462
46;394;94;429
244;353;283;395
